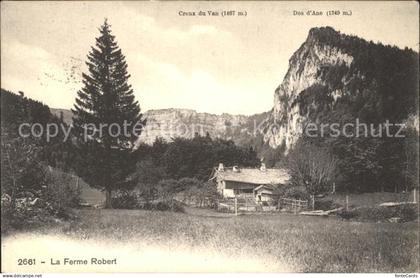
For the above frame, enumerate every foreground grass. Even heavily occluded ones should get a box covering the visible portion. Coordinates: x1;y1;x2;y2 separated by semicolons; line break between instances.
3;208;419;272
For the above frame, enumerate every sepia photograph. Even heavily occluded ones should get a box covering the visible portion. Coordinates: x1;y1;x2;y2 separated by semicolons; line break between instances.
1;1;419;276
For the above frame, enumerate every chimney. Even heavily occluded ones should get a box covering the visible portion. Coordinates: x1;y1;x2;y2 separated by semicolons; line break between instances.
260;163;266;172
218;163;224;171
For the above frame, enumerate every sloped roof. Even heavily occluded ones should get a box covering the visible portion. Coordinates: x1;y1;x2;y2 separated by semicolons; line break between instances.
216;168;290;185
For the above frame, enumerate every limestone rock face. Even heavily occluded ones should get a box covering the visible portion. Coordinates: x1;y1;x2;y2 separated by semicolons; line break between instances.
263;27;353;151
136;108;251;146
51;107;269;147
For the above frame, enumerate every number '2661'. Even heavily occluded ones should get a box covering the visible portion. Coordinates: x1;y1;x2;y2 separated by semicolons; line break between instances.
18;258;35;265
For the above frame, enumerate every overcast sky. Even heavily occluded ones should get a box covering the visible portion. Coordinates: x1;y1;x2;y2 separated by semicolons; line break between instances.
1;1;418;115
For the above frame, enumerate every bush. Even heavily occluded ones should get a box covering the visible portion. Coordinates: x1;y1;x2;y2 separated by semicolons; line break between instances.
1;169;81;233
155;201;170;211
367;204;417;222
1;194;14;231
111;191;139;209
111;190;185;212
45;171;81;215
167;200;185;212
314;199;340;210
139;200;185;213
1;193;69;232
279;185;310;201
338;204;418;222
337;209;359;220
395;204;418;222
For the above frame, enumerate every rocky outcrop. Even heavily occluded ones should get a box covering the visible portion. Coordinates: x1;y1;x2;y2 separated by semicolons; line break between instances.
51;107;269;147
137;108;249;145
264;27;353;150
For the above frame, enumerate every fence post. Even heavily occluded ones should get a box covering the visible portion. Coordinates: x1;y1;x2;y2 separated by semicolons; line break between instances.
414;188;417;203
234;197;238;216
345;195;349;211
311;195;315;211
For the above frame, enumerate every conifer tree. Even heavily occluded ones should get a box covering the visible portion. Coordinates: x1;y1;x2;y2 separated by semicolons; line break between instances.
72;19;145;208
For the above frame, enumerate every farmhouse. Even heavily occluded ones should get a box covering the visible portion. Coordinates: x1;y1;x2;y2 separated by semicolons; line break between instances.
211;163;290;202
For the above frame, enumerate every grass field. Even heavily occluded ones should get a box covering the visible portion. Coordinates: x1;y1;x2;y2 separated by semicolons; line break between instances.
2;208;418;273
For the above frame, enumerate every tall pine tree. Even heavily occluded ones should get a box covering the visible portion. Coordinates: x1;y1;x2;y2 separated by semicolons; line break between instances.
72;19;145;208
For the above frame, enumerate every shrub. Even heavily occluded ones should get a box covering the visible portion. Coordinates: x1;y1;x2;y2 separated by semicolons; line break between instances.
1;193;69;232
281;186;310;201
155;201;170;211
111;191;139;209
139;200;185;213
314;199;340;210
45;171;81;216
372;204;417;222
110;190;185;213
166;200;185;213
338;204;418;222
1;168;81;233
1;194;13;231
141;202;154;210
394;204;418;222
337;209;359;220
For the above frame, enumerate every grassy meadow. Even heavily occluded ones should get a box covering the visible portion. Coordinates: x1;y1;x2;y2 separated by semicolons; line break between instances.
2;208;419;273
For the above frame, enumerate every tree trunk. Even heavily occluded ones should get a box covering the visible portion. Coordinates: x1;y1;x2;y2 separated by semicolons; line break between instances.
11;177;17;209
105;189;112;209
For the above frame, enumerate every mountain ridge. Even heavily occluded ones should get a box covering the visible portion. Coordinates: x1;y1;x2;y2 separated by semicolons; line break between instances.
50;107;270;147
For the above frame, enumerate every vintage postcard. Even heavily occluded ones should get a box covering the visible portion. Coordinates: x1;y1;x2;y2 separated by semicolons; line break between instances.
1;1;419;276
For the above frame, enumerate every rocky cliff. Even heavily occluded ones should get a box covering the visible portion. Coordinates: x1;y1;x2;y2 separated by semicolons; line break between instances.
263;26;418;151
137;108;249;145
264;27;353;150
51;108;269;147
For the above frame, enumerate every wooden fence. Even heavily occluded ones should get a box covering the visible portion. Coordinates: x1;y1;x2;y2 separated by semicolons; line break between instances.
278;198;308;214
217;197;277;214
217;196;309;215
